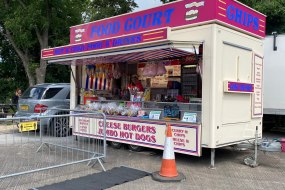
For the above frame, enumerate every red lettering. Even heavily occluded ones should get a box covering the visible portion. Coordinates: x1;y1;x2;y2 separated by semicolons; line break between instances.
105;130;118;137
174;142;185;147
122;124;156;134
174;133;185;138
120;131;133;139
135;133;156;143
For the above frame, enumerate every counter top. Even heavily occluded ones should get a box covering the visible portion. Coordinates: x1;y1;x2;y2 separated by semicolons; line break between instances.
73;111;201;126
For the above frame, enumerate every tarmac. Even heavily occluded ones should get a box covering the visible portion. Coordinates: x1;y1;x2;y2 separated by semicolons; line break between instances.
0;129;285;190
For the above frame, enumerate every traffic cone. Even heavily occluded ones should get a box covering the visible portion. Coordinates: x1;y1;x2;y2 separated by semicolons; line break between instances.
159;123;178;177
152;123;185;182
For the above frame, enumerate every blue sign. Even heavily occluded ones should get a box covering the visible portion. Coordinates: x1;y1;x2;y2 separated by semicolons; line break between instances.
226;5;259;31
225;81;254;93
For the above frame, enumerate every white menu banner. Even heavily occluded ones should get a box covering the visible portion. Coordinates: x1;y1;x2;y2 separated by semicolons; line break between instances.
73;116;201;156
252;53;264;117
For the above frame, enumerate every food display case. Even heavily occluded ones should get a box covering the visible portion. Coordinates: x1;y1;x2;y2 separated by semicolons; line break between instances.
77;99;201;123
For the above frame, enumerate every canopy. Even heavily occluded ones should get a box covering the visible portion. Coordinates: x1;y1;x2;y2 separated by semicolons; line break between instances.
48;41;202;65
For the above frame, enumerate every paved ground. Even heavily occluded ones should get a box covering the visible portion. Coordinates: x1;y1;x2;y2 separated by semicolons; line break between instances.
106;145;285;190
0;124;285;190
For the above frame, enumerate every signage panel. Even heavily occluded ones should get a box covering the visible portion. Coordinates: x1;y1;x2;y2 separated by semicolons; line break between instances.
252;53;264;117
216;0;266;39
19;121;37;132
42;28;168;59
224;81;254;93
73;116;202;156
69;0;265;44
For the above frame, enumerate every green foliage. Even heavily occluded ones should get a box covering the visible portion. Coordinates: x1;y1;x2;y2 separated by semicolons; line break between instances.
239;0;285;34
0;0;86;85
0;0;138;101
0;33;28;103
0;0;83;100
86;0;138;21
45;64;71;83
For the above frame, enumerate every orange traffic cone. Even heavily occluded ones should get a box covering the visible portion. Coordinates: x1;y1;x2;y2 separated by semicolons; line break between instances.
152;123;185;182
159;123;178;177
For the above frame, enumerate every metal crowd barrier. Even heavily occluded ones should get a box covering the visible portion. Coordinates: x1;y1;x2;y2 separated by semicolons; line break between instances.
0;109;106;187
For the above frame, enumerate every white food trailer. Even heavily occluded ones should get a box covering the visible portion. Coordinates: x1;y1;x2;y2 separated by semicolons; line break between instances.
41;0;266;166
263;34;285;130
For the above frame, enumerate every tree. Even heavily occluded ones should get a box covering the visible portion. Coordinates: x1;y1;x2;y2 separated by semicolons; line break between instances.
0;33;28;103
86;0;138;21
0;0;85;86
239;0;285;34
0;0;138;87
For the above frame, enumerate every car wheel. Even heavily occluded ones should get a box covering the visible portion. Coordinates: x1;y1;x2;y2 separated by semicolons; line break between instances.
50;112;70;137
128;144;143;152
110;141;122;149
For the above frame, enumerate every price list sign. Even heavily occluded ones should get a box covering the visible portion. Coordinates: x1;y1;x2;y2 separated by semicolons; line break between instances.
252;54;263;117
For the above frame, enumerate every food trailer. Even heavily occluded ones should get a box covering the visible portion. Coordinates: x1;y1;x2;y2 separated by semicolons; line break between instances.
41;0;266;166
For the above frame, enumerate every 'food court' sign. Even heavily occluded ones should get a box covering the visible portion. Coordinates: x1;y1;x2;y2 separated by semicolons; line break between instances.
70;0;266;44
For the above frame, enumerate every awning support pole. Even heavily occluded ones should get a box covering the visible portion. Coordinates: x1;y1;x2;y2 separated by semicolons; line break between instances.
70;65;78;89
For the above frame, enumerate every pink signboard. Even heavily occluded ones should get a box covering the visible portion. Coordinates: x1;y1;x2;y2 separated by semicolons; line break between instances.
224;81;254;93
42;28;168;59
70;0;266;44
216;0;266;38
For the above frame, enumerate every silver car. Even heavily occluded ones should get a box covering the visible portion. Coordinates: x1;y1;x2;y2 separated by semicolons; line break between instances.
15;83;70;136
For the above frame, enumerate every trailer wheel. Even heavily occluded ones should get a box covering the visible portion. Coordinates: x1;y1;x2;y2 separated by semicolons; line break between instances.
110;141;122;149
128;144;143;152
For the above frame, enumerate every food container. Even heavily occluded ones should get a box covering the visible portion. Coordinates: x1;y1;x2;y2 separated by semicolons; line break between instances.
83;96;98;105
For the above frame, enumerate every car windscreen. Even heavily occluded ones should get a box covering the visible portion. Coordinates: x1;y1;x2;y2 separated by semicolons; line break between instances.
42;88;63;99
21;87;46;99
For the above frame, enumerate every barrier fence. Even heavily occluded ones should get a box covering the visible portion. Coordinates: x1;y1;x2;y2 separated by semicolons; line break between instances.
0;109;106;189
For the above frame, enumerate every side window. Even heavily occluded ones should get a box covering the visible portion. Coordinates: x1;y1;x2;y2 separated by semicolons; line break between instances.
43;88;63;99
66;92;70;99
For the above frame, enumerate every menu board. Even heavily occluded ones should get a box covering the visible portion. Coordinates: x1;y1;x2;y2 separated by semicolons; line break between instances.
252;54;263;117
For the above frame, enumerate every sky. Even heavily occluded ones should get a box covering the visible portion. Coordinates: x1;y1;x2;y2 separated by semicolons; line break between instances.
134;0;163;11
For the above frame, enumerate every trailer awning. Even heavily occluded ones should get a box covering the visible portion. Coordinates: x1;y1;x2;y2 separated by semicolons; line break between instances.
48;41;202;65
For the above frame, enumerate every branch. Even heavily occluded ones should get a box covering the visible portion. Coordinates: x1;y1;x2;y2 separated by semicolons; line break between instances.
35;27;44;48
4;29;36;86
3;0;8;8
36;0;50;49
4;30;25;61
17;0;27;9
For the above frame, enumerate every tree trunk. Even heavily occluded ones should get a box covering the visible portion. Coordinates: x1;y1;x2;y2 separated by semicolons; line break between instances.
36;29;48;84
22;56;36;86
35;0;50;84
36;59;47;84
4;30;35;86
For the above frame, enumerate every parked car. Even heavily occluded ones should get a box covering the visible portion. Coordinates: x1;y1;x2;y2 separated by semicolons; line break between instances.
14;83;70;136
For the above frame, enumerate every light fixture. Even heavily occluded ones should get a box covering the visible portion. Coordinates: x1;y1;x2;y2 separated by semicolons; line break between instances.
272;31;278;51
183;65;197;68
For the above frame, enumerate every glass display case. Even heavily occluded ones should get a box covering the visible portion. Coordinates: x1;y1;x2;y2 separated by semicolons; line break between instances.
81;99;202;124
